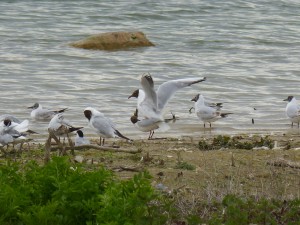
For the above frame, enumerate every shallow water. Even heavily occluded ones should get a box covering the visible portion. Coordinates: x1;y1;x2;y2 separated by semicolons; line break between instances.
1;1;300;140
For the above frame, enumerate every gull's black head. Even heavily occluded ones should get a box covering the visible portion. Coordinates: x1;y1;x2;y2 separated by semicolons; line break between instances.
77;130;84;137
191;93;200;102
130;115;139;124
128;89;139;99
3;119;12;127
130;109;139;124
283;96;294;102
84;110;92;121
28;103;39;109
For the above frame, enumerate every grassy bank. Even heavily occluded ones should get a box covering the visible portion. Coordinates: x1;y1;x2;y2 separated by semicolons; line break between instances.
0;134;299;224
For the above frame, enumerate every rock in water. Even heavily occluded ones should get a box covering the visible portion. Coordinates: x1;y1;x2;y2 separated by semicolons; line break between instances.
70;31;155;50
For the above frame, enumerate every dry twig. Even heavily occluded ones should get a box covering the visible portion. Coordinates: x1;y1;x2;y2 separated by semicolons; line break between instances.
112;166;143;172
50;144;141;154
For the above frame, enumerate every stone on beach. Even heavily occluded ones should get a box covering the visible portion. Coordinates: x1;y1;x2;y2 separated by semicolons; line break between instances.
74;155;84;163
70;31;155;50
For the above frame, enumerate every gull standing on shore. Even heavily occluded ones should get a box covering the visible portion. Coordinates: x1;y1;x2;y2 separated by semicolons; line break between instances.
84;107;132;146
0;118;30;150
48;113;82;138
191;93;232;128
284;96;300;127
28;103;68;121
130;109;170;139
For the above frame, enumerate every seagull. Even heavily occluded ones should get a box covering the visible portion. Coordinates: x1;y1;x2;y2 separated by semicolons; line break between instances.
130;109;169;139
0;114;21;123
0;119;29;150
128;73;206;119
191;93;232;128
0;115;37;134
28;103;68;121
48;113;83;138
0;118;31;135
189;102;223;114
284;96;300;127
75;130;90;146
84;107;132;146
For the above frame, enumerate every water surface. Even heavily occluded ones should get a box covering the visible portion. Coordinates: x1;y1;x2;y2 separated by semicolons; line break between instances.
1;1;300;140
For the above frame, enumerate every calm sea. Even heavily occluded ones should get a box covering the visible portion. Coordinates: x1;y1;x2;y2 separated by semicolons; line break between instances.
1;1;300;140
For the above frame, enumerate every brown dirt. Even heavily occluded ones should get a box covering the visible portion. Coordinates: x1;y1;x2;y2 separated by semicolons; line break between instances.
75;134;300;201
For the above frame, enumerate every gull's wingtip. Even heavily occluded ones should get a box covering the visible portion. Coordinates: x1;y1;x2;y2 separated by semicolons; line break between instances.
189;77;207;86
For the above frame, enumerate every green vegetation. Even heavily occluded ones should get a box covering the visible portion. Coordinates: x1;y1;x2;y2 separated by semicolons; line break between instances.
185;195;300;225
199;135;274;150
0;156;299;225
174;161;196;171
0;157;169;225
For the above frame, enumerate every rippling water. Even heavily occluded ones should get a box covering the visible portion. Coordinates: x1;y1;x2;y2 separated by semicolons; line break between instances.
1;1;300;140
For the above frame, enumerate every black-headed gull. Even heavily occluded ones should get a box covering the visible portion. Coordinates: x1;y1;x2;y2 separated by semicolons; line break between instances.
84;107;132;146
191;93;232;128
128;73;206;119
130;109;169;139
0;115;37;134
0;118;30;135
75;130;90;146
0;114;21;123
284;96;300;127
0;119;29;149
28;103;68;121
48;113;82;138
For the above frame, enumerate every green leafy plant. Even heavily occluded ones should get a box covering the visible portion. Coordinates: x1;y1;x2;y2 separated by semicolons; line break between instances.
0;157;173;225
194;195;300;225
175;161;196;170
0;157;299;225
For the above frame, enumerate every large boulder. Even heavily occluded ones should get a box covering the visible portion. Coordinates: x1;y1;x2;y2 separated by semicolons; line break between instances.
70;31;155;50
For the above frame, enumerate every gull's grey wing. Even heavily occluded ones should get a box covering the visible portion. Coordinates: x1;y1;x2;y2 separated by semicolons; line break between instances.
91;115;115;137
207;102;223;110
35;109;55;120
139;74;159;118
60;117;74;128
156;77;206;111
0;134;14;145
